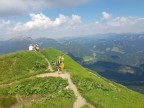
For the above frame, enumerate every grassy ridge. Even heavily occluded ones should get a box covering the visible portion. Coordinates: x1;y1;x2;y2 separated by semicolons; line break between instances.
41;48;144;108
0;48;144;108
0;50;75;108
0;51;47;84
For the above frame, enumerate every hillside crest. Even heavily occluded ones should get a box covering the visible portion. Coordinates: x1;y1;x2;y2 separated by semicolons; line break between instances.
0;48;144;108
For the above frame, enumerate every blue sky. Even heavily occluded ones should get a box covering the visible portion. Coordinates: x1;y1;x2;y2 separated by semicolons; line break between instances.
0;0;144;39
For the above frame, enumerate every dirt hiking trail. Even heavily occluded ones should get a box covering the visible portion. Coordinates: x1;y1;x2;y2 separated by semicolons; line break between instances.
37;72;95;108
2;53;95;108
37;53;95;108
39;53;54;72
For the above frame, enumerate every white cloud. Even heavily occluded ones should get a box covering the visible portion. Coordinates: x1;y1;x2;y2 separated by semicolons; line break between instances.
97;12;144;28
102;16;144;27
1;12;144;39
102;11;111;20
8;13;82;39
94;13;144;33
13;13;68;31
69;15;81;26
13;13;82;32
53;14;67;26
0;0;90;16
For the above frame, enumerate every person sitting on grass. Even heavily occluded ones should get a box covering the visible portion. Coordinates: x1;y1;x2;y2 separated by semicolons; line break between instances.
29;44;34;51
34;44;40;52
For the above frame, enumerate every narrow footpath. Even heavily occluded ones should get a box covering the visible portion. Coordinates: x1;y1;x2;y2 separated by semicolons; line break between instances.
36;72;95;108
1;53;95;108
38;53;95;108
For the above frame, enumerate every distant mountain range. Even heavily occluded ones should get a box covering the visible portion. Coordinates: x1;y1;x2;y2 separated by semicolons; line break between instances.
0;36;63;55
61;33;144;93
0;33;144;93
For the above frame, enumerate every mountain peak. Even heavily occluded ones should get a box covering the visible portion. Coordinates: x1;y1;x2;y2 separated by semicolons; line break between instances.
9;35;33;42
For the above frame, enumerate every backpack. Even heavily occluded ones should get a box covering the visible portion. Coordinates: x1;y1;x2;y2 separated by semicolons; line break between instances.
56;58;61;66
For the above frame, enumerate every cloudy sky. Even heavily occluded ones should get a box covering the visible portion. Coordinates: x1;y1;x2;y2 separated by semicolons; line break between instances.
0;0;144;39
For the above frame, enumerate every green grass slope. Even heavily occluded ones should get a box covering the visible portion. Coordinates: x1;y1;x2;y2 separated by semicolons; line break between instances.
0;48;144;108
0;50;48;84
0;50;75;108
41;48;144;108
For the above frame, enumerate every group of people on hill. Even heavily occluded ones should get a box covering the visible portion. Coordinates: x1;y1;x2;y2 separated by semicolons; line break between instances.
29;44;40;52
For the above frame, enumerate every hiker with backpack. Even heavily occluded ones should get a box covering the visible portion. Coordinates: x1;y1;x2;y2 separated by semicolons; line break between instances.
56;54;64;74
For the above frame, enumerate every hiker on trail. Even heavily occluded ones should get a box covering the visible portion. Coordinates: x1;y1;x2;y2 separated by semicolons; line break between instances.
56;56;61;72
57;54;64;73
29;44;34;51
60;54;64;73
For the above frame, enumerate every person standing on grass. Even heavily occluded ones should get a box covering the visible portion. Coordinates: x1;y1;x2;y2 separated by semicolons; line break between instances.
56;56;61;72
60;54;64;73
57;54;64;73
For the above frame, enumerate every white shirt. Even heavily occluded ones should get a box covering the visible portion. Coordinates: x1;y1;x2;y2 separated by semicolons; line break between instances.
29;45;33;51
